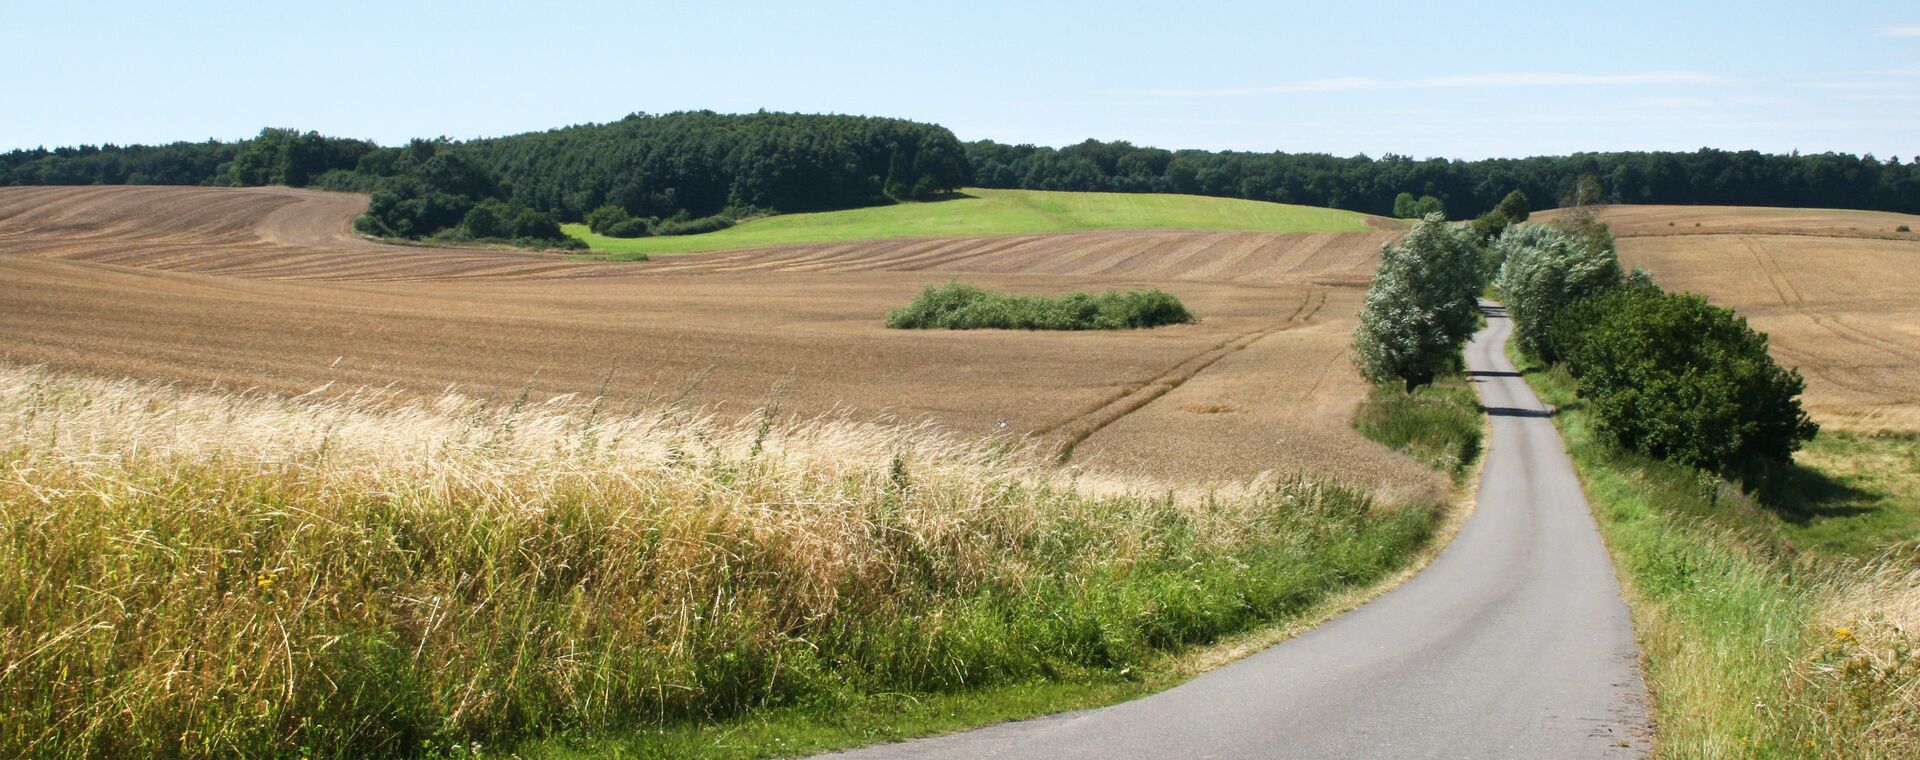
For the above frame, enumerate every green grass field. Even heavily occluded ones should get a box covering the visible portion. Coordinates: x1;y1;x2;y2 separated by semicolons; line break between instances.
565;188;1378;258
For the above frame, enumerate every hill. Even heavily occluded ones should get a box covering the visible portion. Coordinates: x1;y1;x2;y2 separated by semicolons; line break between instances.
566;187;1382;257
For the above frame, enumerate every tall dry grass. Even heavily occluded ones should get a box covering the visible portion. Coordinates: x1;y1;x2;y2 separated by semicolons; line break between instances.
0;364;1436;758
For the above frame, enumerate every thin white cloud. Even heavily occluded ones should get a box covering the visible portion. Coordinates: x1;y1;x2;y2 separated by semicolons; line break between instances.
1805;81;1911;90
1879;24;1920;37
1119;71;1734;98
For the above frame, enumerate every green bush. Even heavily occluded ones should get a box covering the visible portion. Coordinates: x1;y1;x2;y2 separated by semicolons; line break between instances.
603;216;656;238
585;203;630;234
655;213;737;236
1554;277;1818;480
886;282;1195;330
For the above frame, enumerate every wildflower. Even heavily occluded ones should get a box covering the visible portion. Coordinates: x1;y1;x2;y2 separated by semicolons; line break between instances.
1834;627;1854;642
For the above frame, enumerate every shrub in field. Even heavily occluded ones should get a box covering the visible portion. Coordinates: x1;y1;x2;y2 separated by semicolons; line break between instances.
1554;278;1819;479
886;282;1195;330
0;365;1435;757
586;203;630;234
1353;214;1484;391
1392;192;1418;218
654;212;736;236
1492;223;1622;362
1493;189;1531;222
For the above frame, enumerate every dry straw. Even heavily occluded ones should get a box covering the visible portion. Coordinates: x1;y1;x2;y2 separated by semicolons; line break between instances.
0;364;1433;757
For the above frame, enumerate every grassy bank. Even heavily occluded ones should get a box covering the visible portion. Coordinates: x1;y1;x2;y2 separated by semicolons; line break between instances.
1353;372;1484;480
565;188;1376;258
0;365;1439;759
1513;350;1918;759
886;282;1195;331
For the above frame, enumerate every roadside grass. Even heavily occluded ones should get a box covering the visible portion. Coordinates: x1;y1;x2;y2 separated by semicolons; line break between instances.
0;364;1440;759
885;282;1195;331
1354;372;1484;481
564;188;1376;259
1511;347;1919;759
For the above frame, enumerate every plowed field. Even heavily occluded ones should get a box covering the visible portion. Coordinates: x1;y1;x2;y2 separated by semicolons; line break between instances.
0;185;1440;497
1539;205;1920;431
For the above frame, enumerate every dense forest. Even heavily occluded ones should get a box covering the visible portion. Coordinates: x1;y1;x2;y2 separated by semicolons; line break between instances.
966;139;1920;218
5;114;1917;246
0;112;970;246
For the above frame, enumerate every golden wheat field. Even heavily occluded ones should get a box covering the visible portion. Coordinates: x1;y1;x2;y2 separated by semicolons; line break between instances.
0;185;1440;497
1536;205;1920;432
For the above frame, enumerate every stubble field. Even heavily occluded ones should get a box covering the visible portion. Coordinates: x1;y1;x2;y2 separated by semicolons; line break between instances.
0;185;1439;498
1538;204;1920;432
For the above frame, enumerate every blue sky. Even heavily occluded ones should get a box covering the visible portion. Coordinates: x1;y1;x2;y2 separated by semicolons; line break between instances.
6;1;1917;159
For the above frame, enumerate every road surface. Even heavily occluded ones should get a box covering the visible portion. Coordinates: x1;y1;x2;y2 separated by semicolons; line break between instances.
822;302;1650;759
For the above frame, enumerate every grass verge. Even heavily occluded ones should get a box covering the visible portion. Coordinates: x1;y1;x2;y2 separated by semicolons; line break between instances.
1353;372;1484;480
0;364;1438;759
1511;347;1918;759
886;282;1195;331
564;188;1376;258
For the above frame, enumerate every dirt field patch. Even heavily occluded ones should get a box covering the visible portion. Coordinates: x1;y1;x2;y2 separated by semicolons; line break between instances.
0;186;1440;497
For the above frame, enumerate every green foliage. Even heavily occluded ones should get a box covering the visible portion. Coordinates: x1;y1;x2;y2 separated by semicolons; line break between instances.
220;128;375;188
654;212;736;236
585;204;629;234
1469;208;1513;245
1412;194;1445;219
1553;278;1819;480
465;111;970;221
1352;215;1484;391
1466;187;1532;246
1354;373;1483;478
886;282;1195;330
1566;173;1607;207
349;140;576;245
1898;224;1911;232
1491;223;1623;362
1494;189;1531;221
462;201;506;239
11;129;1920;220
1392;191;1418;218
964;141;1920;218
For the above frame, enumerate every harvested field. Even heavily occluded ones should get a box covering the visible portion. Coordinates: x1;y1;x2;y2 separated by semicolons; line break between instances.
0;185;1439;497
1538;205;1920;432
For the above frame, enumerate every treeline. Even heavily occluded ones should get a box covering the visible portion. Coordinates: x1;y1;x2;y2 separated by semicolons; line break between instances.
0;112;970;247
0;128;374;189
10;115;1916;244
967;139;1920;218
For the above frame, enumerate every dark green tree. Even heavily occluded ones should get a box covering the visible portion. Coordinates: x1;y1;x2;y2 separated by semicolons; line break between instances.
1555;279;1818;480
1392;192;1418;218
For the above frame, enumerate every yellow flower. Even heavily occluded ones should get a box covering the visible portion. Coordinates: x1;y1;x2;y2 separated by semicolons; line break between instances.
256;573;276;590
1833;627;1853;642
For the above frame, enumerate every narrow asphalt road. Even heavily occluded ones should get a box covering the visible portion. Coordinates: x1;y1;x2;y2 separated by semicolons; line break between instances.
823;302;1650;759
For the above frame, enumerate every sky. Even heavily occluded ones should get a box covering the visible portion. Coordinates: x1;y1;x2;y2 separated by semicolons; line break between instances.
5;1;1918;160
